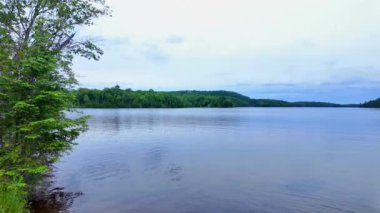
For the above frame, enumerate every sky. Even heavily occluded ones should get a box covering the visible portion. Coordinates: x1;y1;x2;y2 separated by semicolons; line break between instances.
73;0;380;104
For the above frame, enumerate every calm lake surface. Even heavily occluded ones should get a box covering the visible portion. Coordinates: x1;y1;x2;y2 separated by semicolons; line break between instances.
55;108;380;213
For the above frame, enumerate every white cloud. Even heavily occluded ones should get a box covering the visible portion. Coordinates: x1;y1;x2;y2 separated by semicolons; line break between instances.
74;0;380;102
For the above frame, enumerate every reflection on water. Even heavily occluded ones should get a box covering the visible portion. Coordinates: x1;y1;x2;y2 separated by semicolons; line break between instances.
30;174;83;213
165;163;183;182
30;189;83;213
53;108;380;212
144;145;165;172
285;179;323;194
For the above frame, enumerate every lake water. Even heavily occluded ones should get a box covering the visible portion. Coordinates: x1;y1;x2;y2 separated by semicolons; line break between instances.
54;108;380;212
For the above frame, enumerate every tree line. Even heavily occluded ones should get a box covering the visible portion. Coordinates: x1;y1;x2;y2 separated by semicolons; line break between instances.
361;98;380;108
75;86;251;108
75;86;345;108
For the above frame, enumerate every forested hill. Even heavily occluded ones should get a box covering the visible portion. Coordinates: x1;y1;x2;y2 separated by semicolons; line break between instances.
75;87;251;108
250;99;342;107
74;86;344;108
361;98;380;108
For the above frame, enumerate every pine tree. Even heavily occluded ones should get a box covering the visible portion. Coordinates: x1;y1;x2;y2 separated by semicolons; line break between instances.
0;0;110;210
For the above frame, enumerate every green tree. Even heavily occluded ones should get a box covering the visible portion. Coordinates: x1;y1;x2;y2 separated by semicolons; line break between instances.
0;0;109;210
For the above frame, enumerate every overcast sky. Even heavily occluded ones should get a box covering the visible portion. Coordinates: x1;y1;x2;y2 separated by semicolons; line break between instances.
74;0;380;103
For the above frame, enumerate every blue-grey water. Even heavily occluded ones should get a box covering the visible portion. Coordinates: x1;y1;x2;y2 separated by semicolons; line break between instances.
54;108;380;213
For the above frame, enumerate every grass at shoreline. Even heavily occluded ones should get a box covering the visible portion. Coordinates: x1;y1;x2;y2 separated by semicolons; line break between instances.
0;185;27;213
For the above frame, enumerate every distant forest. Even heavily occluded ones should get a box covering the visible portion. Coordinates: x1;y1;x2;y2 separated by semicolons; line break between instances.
361;98;380;108
75;86;358;108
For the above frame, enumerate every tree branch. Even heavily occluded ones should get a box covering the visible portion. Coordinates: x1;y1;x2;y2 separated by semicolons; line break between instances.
56;33;75;51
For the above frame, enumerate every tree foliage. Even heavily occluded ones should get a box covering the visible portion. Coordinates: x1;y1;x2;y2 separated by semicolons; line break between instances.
75;86;252;108
75;86;343;108
0;0;109;210
361;98;380;108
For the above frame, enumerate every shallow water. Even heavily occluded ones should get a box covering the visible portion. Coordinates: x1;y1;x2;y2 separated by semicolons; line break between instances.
54;108;380;212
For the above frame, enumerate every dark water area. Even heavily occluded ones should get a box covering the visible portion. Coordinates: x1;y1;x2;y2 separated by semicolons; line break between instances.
49;108;380;212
